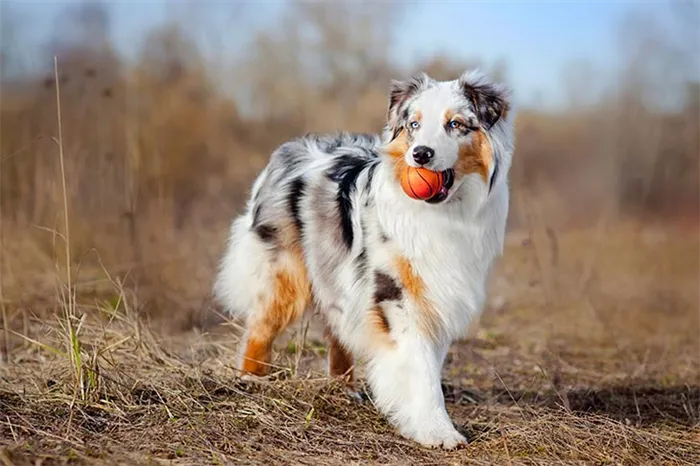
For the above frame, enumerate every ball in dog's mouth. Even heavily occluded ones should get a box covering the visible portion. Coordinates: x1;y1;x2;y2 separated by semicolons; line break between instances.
425;169;455;204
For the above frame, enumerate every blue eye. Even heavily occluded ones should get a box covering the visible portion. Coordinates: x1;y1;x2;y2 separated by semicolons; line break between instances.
410;121;420;129
449;120;461;129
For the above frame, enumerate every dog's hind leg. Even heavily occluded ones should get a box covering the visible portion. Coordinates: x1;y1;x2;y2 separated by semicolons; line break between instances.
239;242;311;377
324;326;355;383
214;217;311;377
325;325;371;403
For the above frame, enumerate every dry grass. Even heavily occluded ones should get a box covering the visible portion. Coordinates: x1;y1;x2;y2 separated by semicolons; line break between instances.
1;3;698;464
1;317;698;465
1;222;698;466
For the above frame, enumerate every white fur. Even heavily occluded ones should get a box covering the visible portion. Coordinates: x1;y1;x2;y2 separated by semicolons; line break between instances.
213;70;514;449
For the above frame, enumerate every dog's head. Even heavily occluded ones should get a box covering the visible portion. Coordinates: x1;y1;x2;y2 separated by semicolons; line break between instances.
383;70;513;205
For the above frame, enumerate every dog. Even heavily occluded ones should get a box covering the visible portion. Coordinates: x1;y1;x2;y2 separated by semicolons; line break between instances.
213;69;514;449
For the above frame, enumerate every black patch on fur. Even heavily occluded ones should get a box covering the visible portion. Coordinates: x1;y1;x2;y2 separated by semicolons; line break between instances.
379;230;390;243
366;162;377;191
461;82;508;130
254;224;277;243
364;162;379;207
355;247;368;282
288;177;306;234
388;74;429;120
353;212;370;283
489;159;498;193
251;203;277;243
373;271;402;304
327;155;369;249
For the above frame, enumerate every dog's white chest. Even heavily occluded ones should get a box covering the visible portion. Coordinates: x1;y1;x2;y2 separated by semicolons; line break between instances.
379;206;502;337
424;228;494;312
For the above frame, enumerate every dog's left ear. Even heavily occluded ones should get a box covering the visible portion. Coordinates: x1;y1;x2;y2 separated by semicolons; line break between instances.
459;71;510;130
386;73;431;136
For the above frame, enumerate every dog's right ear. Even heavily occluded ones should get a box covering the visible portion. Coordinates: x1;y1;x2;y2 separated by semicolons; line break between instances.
386;73;430;138
458;70;511;131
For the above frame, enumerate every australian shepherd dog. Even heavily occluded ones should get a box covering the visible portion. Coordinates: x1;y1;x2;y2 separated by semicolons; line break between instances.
213;69;514;448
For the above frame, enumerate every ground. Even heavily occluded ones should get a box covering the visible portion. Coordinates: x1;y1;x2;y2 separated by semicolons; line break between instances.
1;221;699;465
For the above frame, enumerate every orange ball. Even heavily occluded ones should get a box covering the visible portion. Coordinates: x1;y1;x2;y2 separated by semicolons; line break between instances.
400;166;444;200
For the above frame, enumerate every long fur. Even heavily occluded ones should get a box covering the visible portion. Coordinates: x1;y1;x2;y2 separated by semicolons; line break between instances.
213;69;515;449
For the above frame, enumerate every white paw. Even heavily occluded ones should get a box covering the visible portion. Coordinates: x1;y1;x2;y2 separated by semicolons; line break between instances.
236;372;270;384
405;425;467;450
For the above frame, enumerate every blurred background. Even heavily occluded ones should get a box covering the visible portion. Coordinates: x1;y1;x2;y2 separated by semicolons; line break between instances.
0;0;698;340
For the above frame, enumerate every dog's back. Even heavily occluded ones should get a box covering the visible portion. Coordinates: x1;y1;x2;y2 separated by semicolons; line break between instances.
212;132;382;356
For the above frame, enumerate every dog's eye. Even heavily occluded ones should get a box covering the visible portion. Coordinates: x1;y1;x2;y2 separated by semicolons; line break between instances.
448;120;463;130
409;121;420;129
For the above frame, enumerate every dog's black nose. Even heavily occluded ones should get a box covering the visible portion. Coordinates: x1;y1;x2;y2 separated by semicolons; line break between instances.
412;146;435;165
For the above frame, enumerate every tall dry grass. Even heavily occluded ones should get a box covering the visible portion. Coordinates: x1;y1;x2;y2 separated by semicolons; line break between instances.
0;1;697;331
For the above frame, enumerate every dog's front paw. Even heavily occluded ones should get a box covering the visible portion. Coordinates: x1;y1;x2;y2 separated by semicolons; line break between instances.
235;371;271;388
405;425;467;450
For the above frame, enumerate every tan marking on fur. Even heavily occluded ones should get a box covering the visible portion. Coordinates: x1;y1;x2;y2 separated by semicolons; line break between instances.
443;109;468;127
384;129;411;182
366;304;396;349
413;109;422;124
500;103;510;121
240;337;273;375
279;218;303;249
395;256;441;341
384;129;409;160
324;326;355;385
468;92;479;115
240;244;311;376
455;129;493;182
443;108;455;126
393;158;409;187
370;305;391;334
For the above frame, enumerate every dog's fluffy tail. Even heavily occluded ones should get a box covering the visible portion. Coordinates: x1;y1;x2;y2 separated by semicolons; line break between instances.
212;169;273;320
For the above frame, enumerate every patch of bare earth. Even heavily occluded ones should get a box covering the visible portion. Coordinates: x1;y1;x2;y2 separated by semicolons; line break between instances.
1;222;699;465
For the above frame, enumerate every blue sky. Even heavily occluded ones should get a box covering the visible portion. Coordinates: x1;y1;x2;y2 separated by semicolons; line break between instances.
1;0;694;109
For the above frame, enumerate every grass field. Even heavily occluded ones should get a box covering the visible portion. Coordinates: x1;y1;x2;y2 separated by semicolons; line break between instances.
1;219;698;466
1;2;697;463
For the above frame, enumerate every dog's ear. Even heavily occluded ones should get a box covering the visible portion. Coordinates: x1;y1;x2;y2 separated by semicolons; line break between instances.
459;70;510;130
386;73;430;137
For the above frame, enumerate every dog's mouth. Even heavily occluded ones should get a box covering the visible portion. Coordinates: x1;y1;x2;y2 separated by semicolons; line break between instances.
425;169;454;204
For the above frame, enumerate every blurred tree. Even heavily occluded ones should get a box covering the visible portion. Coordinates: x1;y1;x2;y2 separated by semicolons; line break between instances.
239;0;407;131
561;58;599;111
417;53;478;82
46;1;122;92
613;2;699;217
50;1;111;54
685;82;700;115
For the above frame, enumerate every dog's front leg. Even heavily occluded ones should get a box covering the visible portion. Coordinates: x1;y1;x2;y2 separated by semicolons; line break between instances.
366;330;466;449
